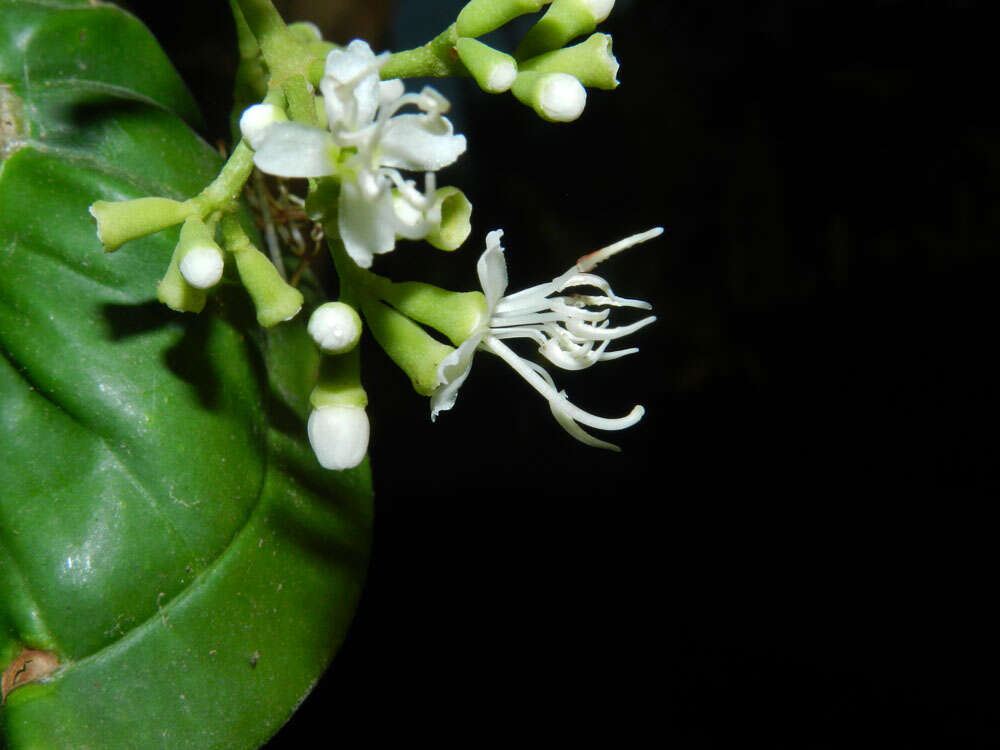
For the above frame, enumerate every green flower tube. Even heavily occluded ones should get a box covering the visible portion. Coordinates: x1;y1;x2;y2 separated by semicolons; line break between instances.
89;196;195;252
519;33;619;89
456;0;549;39
455;38;519;93
515;0;614;61
221;215;304;327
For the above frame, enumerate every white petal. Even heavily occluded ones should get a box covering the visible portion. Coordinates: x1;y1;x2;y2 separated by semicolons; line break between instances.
324;40;375;82
253;123;337;178
391;192;430;240
179;245;224;289
477;231;508;311
239;104;287;150
430;335;481;420
379;79;406;106
307;405;370;470
377;114;467;171
338;177;396;268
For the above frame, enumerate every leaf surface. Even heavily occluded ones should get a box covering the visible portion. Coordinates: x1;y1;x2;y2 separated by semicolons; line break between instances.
0;2;372;746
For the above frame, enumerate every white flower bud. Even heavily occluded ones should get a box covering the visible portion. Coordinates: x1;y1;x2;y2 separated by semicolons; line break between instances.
537;73;587;122
308;301;363;354
179;244;224;289
239;103;288;150
307;405;369;471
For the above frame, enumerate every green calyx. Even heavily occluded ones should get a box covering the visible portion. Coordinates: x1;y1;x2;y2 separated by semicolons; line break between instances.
425;187;473;251
310;348;367;409
89;197;195;253
377;281;488;348
519;32;619;89
359;296;454;396
221;215;304;327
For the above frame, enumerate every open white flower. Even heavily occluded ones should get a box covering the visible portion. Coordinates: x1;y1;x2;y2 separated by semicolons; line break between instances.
432;227;662;450
248;40;467;268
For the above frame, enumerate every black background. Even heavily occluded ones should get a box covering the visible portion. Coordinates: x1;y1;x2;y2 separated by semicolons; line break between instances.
122;0;999;745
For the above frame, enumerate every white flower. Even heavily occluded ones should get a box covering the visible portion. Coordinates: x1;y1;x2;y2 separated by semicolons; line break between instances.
247;40;467;268
431;227;662;451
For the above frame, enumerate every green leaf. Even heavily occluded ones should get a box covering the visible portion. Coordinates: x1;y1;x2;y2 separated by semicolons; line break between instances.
0;2;372;746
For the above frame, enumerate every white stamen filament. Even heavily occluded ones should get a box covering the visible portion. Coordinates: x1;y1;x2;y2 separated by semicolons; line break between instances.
576;227;664;272
484;336;644;431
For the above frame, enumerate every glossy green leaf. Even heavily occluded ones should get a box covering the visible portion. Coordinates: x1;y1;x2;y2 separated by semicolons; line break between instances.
0;1;372;746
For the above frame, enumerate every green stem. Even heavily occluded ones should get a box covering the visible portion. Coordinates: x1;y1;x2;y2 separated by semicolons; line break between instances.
233;0;316;86
381;24;468;79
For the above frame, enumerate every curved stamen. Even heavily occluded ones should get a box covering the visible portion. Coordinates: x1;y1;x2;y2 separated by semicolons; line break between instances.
565;315;656;341
484;336;645;431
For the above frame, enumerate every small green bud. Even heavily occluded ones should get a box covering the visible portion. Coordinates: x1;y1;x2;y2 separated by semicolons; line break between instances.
360;297;454;396
221;215;303;327
455;38;519;93
519;32;619;89
308;302;362;354
515;0;614;61
456;0;548;39
89;197;194;252
308;350;369;471
425;187;473;252
512;70;587;122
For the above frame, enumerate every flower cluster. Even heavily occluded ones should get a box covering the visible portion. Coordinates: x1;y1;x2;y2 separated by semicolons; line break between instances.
244;40;468;268
432;228;661;451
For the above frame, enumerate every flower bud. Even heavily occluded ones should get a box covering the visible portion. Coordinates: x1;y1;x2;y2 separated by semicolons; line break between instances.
221;215;303;326
519;33;619;90
239;103;288;150
456;0;548;39
455;38;518;94
307;405;369;470
512;71;587;122
89;197;194;252
175;216;224;289
515;0;614;61
308;302;363;354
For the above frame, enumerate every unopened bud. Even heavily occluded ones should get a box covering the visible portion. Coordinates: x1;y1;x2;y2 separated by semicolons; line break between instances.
512;71;586;122
308;302;363;354
175;216;224;290
239;103;288;150
456;38;518;94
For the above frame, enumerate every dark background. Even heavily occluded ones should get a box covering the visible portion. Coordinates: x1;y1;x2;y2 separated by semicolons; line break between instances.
123;0;999;745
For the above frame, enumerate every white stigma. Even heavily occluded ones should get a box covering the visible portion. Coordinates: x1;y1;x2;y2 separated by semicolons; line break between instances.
485;61;518;93
179;245;224;289
308;301;362;354
538;73;587;122
239;103;288;150
307;405;369;470
583;0;615;23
